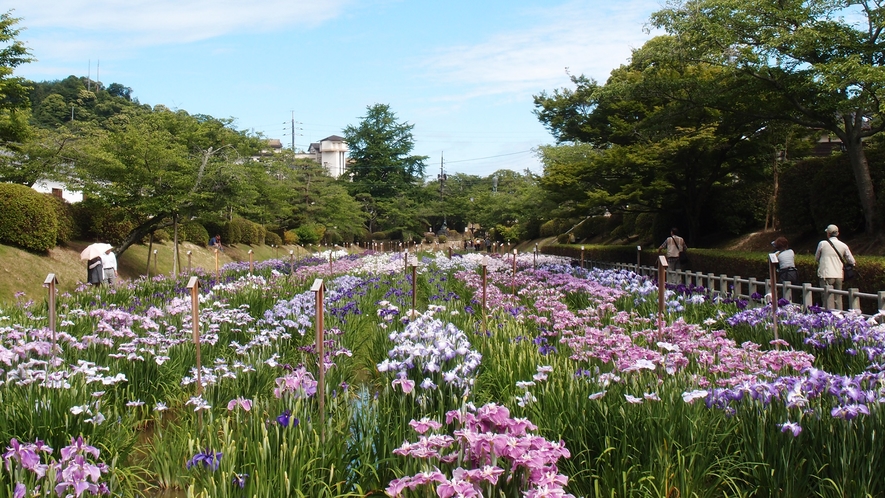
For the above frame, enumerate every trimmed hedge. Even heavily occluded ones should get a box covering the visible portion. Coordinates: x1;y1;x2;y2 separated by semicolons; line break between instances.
0;183;58;252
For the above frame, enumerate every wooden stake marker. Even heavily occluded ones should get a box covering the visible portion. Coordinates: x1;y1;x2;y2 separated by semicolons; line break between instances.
311;278;326;442
768;252;780;344
657;255;668;333
44;273;58;354
186;276;203;395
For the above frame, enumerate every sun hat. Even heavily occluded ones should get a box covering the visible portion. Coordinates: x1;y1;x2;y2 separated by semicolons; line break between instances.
825;224;839;235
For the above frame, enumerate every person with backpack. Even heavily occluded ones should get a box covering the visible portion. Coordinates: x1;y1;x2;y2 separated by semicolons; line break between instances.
658;228;687;284
815;224;855;310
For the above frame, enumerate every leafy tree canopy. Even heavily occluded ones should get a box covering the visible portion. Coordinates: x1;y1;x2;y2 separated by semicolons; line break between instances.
650;0;885;233
343;104;427;201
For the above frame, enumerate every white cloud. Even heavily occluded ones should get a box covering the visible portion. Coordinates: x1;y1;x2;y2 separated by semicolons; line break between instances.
14;0;352;46
418;0;662;101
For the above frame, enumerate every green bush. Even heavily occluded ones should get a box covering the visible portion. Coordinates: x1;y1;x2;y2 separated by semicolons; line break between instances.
73;198;138;246
257;224;267;245
295;225;321;245
0;183;58;252
223;218;244;245
438;235;447;243
241;219;261;245
540;219;569;237
181;222;209;246
265;231;282;247
571;216;608;240
50;196;78;245
371;231;388;241
152;229;170;243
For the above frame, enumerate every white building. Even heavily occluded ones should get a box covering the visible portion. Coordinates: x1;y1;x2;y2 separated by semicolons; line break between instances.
31;179;83;203
306;135;349;179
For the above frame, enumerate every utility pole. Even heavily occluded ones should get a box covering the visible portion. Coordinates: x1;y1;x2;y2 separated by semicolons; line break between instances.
438;152;447;234
291;110;296;151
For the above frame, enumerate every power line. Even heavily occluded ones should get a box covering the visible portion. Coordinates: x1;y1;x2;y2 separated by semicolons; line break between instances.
445;149;534;164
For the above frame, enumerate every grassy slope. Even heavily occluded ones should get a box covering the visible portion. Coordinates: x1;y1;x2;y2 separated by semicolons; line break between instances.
0;241;313;306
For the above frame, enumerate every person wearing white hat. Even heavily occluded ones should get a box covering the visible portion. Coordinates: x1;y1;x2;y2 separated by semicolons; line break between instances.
815;224;855;310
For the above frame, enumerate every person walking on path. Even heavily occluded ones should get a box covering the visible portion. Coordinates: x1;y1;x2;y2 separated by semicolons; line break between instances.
658;228;686;285
815;224;855;310
100;247;118;286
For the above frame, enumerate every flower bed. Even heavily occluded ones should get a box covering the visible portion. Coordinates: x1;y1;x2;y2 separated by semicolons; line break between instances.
0;249;882;497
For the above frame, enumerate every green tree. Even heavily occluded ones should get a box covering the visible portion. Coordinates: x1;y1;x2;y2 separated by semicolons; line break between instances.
651;0;885;234
342;103;427;234
0;11;32;144
534;36;782;242
72;107;262;255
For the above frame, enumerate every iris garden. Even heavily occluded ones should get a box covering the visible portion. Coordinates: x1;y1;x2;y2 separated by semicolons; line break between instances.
0;250;883;497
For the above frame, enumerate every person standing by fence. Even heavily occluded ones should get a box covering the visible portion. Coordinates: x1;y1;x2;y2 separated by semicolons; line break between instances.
815;224;855;310
658;228;686;285
772;237;798;302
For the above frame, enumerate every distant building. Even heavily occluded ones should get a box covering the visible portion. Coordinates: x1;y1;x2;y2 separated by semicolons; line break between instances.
32;179;83;203
262;139;284;155
306;135;349;179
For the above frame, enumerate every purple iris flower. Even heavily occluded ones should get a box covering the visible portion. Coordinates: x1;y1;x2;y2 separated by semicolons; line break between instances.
276;410;299;427
186;449;222;471
232;473;248;488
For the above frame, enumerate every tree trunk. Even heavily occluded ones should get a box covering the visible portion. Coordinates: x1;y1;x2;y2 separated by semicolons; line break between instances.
146;233;153;278
172;212;180;277
845;140;877;234
115;214;172;257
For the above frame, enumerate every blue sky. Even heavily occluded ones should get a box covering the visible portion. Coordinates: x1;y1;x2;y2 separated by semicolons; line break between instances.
11;0;661;178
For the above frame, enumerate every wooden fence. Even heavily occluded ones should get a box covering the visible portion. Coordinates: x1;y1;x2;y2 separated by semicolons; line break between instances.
586;259;885;316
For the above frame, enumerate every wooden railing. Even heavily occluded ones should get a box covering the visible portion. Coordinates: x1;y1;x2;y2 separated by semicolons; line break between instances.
586;259;885;315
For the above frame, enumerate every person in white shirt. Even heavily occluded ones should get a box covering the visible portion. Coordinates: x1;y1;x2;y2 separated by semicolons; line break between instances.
815;224;855;310
658;227;686;284
100;247;118;286
772;236;798;302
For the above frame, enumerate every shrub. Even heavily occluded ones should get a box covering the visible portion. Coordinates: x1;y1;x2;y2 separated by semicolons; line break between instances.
152;229;170;243
540;219;567;237
371;231;388;241
74;198;140;246
257;224;267;245
265;231;282;247
50;196;78;245
283;230;299;245
240;219;261;245
0;184;58;251
295;225;321;245
180;222;209;246
223;219;244;244
438;235;447;243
